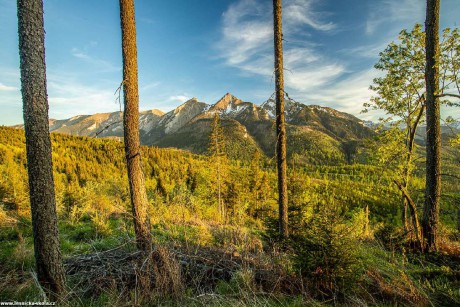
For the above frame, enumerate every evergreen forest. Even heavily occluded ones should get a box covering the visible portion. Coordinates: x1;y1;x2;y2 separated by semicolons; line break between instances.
1;0;460;306
1;123;459;305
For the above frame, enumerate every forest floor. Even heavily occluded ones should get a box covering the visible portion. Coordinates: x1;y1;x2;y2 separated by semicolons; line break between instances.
1;214;459;306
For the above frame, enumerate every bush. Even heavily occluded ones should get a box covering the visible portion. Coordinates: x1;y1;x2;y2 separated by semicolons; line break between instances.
374;223;407;250
289;202;363;299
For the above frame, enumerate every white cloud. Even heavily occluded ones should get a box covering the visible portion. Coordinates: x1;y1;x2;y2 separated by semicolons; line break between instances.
217;0;343;99
0;82;17;91
219;0;272;66
285;63;345;92
217;0;335;68
284;0;335;31
168;95;189;103
46;72;121;118
303;68;387;120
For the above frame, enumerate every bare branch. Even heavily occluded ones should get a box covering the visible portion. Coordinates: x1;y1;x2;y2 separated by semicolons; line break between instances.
95;119;123;137
441;173;460;180
437;93;460;99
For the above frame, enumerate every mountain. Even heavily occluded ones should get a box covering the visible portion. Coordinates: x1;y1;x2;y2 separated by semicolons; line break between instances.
142;97;208;145
46;109;165;139
34;93;374;164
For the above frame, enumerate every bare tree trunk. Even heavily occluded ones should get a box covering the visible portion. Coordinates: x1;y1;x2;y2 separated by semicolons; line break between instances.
17;0;66;300
423;0;441;252
119;0;152;253
273;0;288;238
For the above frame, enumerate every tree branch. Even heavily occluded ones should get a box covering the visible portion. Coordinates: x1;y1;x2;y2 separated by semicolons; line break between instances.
441;173;460;180
393;179;422;247
437;93;460;99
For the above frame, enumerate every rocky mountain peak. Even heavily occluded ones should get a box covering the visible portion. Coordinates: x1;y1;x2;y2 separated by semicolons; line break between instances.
159;98;208;134
211;93;244;111
173;98;203;114
25;94;375;161
140;109;165;117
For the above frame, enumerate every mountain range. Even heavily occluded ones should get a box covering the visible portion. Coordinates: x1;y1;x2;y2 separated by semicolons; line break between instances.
33;93;375;164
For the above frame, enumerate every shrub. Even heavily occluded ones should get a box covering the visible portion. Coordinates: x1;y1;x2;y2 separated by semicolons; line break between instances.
374;223;407;250
289;202;363;299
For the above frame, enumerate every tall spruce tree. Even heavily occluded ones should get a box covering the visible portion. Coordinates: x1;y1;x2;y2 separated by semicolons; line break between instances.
17;0;66;299
273;0;288;238
119;0;152;253
423;0;441;251
208;113;227;220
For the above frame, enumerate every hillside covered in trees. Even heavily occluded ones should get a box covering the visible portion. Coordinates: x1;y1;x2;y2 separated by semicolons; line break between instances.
1;125;459;305
2;0;460;305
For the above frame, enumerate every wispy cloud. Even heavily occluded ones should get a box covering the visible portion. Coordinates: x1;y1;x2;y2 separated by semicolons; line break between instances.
0;67;22;125
0;67;20;82
47;72;121;118
306;68;381;116
140;81;160;92
340;41;390;59
365;0;424;36
283;0;335;32
71;47;121;72
217;0;340;94
286;63;345;93
219;0;272;66
0;82;17;91
168;95;189;103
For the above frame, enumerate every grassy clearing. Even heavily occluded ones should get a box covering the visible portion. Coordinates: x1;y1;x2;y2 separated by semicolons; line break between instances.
1;210;459;306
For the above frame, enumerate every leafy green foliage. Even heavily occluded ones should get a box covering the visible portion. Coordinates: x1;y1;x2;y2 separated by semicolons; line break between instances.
0;125;459;305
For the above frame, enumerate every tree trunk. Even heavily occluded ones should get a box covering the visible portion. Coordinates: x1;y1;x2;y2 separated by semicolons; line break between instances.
273;0;288;238
17;0;66;300
423;0;441;251
457;207;460;233
403;104;426;238
394;180;422;249
119;0;152;253
217;154;224;220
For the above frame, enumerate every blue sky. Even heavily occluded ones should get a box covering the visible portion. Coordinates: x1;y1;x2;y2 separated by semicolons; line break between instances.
1;0;459;125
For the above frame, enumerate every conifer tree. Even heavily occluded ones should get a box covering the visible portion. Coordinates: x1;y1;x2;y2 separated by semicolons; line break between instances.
119;0;152;253
273;0;288;238
208;113;227;220
423;0;441;251
17;0;66;299
250;150;262;217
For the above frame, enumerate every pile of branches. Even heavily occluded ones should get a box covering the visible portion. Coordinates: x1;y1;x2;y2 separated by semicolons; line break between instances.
64;243;300;298
65;246;140;296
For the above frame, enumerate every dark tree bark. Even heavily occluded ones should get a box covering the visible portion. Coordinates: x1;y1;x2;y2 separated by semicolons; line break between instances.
423;0;441;251
17;0;66;300
119;0;152;253
273;0;288;238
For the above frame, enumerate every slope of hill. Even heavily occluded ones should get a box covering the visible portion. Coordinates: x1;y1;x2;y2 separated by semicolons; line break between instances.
26;93;375;164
